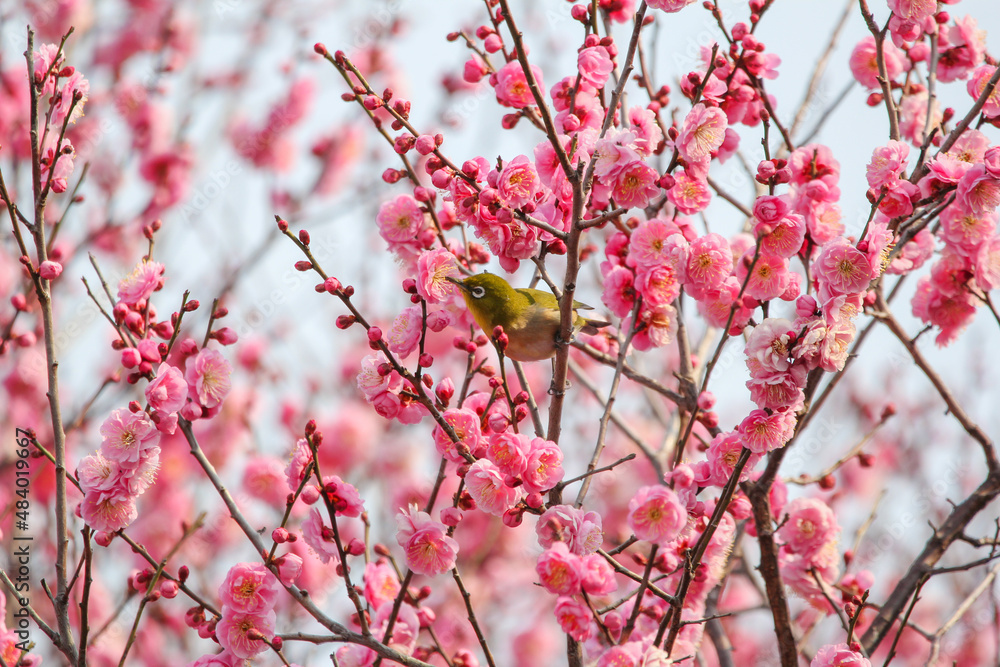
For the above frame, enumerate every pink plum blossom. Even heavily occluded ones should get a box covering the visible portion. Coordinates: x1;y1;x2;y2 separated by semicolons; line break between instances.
629;304;678;350
957;164;1000;217
216;607;275;659
580;553;616;595
705;432;761;486
496;155;541;209
522;438;564;494
301;507;341;564
218;563;279;615
810;644;871;667
737;409;796;454
593;129;641;180
80;492;138;533
601;265;636;318
387;306;423;357
485;431;530;476
536;505;604;555
99;409;160;464
626;486;687;544
432;408;482;463
377;194;426;245
145;363;187;414
493;61;544;109
465;459;521;516
813;239;874;295
647;0;696;12
363;561;401;609
967;65;1000;118
38;261;62;280
745;318;795;375
627;220;688;271
777;497;839;557
756;214;806;259
746;367;806;411
554;597;592;642
577;46;613;89
739;252;790;302
321;475;364;517
185;348;232;409
611;160;660;209
849;36;905;90
39;135;75;193
395;506;459;576
677;103;727;163
667;170;711;214
77;452;121;497
117;260;165;305
685;233;733;296
536;542;581;595
866;140;910;190
898;91;941;145
628;106;663;156
416;248;459;304
634;264;681;307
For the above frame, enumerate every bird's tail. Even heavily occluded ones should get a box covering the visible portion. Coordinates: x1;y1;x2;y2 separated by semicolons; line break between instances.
579;318;612;335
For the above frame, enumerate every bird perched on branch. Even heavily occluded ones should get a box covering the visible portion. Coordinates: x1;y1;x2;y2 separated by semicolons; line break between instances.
446;273;610;362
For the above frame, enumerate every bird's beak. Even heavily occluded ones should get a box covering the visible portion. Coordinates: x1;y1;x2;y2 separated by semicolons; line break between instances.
445;275;467;291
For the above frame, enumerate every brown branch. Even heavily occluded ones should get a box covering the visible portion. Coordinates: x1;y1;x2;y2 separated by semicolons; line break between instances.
872;292;997;472
858;0;899;140
860;470;1000;653
787;0;854;140
743;477;798;667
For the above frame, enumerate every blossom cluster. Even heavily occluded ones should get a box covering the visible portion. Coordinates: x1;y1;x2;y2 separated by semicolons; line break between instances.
77;259;234;536
5;0;1000;665
196;563;281;663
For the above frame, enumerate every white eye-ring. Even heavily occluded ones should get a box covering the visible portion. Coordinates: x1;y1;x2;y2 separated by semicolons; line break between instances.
471;286;486;298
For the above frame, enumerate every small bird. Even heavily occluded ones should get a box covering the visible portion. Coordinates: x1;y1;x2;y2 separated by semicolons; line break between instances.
446;273;610;362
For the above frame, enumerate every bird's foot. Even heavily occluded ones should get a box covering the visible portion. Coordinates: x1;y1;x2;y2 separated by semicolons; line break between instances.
547;379;572;396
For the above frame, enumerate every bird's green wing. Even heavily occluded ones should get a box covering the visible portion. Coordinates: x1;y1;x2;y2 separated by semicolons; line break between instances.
517;287;595;310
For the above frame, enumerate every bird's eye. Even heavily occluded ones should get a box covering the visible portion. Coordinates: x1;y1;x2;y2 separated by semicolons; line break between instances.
471;286;486;298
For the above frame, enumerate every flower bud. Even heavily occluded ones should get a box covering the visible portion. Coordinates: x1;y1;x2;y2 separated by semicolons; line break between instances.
124;310;145;334
160;580;179;598
502;507;524;528
301;485;321;504
121;348;141;368
39;260;63;280
414;134;436;155
211;327;238;345
440;507;462;527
